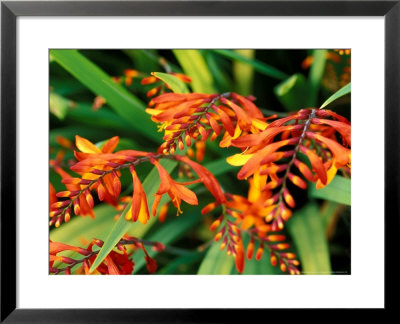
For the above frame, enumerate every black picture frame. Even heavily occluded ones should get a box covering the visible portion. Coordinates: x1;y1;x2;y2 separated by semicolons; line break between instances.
1;0;398;321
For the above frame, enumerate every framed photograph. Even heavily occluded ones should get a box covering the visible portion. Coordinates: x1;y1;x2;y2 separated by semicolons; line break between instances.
1;0;398;321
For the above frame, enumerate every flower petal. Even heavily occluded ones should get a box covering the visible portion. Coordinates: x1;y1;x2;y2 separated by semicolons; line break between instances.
299;145;327;185
226;153;254;166
307;132;350;167
102;136;119;153
173;183;198;205
312;118;351;146
177;156;226;203
75;135;102;154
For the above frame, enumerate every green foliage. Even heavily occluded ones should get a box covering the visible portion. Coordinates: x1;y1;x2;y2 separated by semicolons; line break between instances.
320;82;351;109
274;73;311;111
152;72;189;94
308;49;327;106
310;176;351;206
50;49;161;142
50;92;74;120
287;203;332;274
213;49;289;80
173;50;216;93
233;49;255;96
197;242;234;274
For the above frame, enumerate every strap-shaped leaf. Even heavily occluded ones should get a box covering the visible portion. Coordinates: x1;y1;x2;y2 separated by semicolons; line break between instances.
159;252;203;274
49;92;70;119
287;203;332;274
67;103;134;132
173;50;216;93
212;49;289;81
233;49;255;96
309;176;351;206
50;49;161;142
152;72;189;94
308;49;327;106
204;51;233;93
320;82;351;109
197;241;234;274
274;73;311;111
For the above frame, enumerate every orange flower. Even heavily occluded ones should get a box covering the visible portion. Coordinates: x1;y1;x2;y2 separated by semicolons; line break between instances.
50;240;90;257
101;250;134;275
127;166;150;224
86;240;134;275
151;159;198;215
124;69;140;86
55;136;74;149
234;239;245;273
225;107;351;229
52;166;94;220
225;173;276;234
203;172;300;274
73;135;121;206
146;92;267;154
176;155;226;204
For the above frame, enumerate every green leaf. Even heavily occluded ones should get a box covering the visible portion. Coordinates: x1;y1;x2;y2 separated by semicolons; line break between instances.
89;159;178;273
212;49;289;81
50;78;85;96
173;50;216;93
320;82;351;109
133;209;203;273
274;73;311;111
62;101;140;137
152;72;189;94
50;204;117;246
287;203;332;274
320;201;348;239
49;92;72;119
159;252;203;274
50;49;161;142
123;49;161;73
233;49;255;96
197;242;234;274
308;49;327;106
309;176;351;206
203;51;233;93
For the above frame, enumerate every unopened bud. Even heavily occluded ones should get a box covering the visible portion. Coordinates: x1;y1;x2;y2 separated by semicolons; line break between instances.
214;232;223;242
209;219;221;231
270;253;277;266
280;260;287;272
256;245;264;261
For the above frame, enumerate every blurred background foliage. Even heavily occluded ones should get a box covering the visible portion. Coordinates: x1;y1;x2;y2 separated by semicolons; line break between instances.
50;49;350;275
